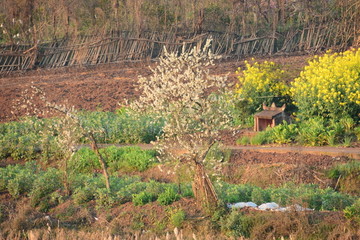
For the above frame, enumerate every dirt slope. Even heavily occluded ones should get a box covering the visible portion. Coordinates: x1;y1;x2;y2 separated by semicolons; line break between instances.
0;55;309;122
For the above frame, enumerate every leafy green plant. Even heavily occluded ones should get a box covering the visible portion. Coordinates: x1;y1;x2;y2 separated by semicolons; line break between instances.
132;191;156;206
296;117;328;146
29;168;62;207
104;146;157;173
95;188;116;210
69;148;100;174
250;131;270;145
321;191;354;211
343;198;360;224
236;136;250;145
168;208;186;228
221;210;254;238
269;121;298;144
157;187;180;205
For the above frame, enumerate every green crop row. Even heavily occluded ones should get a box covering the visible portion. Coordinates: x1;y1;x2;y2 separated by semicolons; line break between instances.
0;109;163;162
238;117;360;146
1;162;358;213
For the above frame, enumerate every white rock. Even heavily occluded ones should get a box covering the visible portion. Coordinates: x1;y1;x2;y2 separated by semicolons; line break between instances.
227;202;258;209
258;202;280;210
245;202;258;208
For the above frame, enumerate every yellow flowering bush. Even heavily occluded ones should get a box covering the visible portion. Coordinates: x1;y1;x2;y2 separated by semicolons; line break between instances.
236;60;289;114
291;49;360;119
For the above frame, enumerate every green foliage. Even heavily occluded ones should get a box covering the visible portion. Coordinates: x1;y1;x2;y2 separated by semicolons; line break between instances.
291;49;360;120
297;117;328;146
0;110;163;163
343;198;360;224
78;109;163;144
168;208;186;228
250;131;270;145
326;161;360;179
69;146;157;174
236;136;250;145
157;187;180;205
94;188;116;210
216;182;354;211
321;191;354;211
0;162;38;197
104;146;157;173
268;121;298;144
69;148;100;174
251;187;271;205
29;168;62;207
132;191;156;206
221;210;254;238
216;182;253;203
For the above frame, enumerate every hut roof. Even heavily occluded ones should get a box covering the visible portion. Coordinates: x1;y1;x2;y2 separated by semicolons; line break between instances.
254;110;283;120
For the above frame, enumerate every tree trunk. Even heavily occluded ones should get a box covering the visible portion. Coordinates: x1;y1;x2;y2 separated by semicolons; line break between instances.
192;162;218;210
89;133;111;190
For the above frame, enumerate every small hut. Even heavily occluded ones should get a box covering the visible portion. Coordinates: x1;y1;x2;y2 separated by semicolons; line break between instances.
254;103;289;131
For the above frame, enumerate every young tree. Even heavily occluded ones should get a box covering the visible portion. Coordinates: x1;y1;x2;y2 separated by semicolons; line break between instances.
130;40;233;209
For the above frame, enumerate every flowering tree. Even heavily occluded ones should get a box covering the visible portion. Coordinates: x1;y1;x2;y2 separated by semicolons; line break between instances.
131;40;233;209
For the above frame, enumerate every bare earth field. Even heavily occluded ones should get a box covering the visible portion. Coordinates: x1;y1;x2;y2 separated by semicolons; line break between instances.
0;55;309;122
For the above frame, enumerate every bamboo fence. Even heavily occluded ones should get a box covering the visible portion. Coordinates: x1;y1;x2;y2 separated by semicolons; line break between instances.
0;24;357;74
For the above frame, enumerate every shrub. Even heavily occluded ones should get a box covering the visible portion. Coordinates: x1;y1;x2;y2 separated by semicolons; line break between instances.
291;49;360;120
7;170;36;198
250;131;270;145
94;188;116;210
221;210;254;238
268;121;298;144
236;136;250;145
132;191;156;206
104;146;157;173
343;198;360;224
251;187;271;205
0;162;37;194
157;187;180;205
296;117;328;146
236;61;289;115
168;208;186;228
216;182;253;203
29;168;62;207
321;191;354;211
69;148;100;174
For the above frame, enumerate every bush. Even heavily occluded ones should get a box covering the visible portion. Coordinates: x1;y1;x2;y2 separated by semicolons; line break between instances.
69;148;100;174
343;198;360;224
94;188;116;209
132;191;156;206
321;191;354;211
296;117;328;146
291;49;360;120
0;162;37;194
221;210;254;238
236;61;289;115
29;168;62;207
157;187;180;205
268;121;298;144
104;146;157;173
168;208;186;228
250;131;270;145
69;146;157;174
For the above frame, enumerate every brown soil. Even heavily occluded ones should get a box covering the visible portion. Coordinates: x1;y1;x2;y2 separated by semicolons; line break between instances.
0;55;309;122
